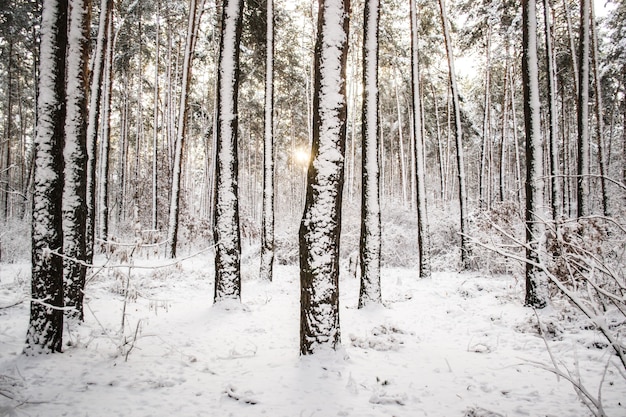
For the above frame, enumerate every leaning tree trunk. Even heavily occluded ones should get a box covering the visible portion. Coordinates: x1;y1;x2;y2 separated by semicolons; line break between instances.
411;0;431;278
438;0;470;269
522;0;547;309
358;0;382;308
63;0;91;321
213;0;244;302
260;0;275;282
300;0;350;354
166;0;199;258
576;0;591;219
25;0;68;354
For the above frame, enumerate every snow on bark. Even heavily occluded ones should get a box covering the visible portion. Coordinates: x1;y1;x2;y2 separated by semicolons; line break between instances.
98;11;114;242
300;0;350;354
85;0;111;263
25;0;68;354
63;0;91;320
411;0;431;279
577;0;591;219
213;0;243;302
438;0;470;270
358;0;382;308
522;0;547;308
260;0;275;282
543;0;562;220
167;0;199;259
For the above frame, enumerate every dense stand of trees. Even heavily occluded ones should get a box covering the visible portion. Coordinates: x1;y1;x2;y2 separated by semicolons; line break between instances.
0;0;625;354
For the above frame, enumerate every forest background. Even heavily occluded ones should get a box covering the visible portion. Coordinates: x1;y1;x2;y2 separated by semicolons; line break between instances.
0;0;625;381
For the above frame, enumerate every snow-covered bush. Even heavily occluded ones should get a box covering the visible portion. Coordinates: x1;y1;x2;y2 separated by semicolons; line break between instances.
0;218;30;263
468;202;524;275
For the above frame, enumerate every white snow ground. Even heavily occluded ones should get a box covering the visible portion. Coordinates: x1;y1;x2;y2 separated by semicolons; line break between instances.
1;256;624;417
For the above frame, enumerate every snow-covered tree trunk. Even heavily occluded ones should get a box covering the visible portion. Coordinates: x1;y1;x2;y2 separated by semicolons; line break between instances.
522;0;547;309
63;0;90;321
98;10;114;242
576;0;591;219
358;0;381;308
479;25;492;210
543;0;561;220
438;0;470;270
152;1;160;232
590;1;609;217
299;0;350;354
213;0;243;302
85;0;111;263
1;41;13;221
259;0;275;282
166;0;199;259
25;0;68;354
411;0;431;279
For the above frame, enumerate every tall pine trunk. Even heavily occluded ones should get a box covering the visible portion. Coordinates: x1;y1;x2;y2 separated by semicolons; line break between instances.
300;0;350;354
576;0;591;218
260;0;275;282
85;0;112;263
358;0;382;307
590;1;609;217
98;10;114;243
25;0;68;354
213;0;244;302
166;0;199;258
522;0;547;309
438;0;470;269
411;0;431;278
63;0;91;321
543;0;562;220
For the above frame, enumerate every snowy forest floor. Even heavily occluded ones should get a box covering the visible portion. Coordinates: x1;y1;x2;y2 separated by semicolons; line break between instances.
1;253;625;416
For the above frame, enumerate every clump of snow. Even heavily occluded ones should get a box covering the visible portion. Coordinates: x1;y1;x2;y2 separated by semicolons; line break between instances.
0;257;624;416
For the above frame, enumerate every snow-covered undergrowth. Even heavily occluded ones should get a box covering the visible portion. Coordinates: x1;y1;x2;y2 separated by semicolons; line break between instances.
1;254;624;416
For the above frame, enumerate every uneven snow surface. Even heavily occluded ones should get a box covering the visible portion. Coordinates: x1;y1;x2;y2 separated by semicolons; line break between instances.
1;259;624;416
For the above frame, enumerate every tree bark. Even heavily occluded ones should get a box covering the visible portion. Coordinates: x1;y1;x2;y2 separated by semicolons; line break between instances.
213;0;244;302
300;0;349;354
576;0;591;218
98;10;114;243
543;0;562;220
260;0;275;282
85;0;111;263
522;0;547;309
438;0;470;269
167;0;199;258
590;1;609;217
25;0;68;354
359;0;382;307
63;0;91;321
411;0;431;278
